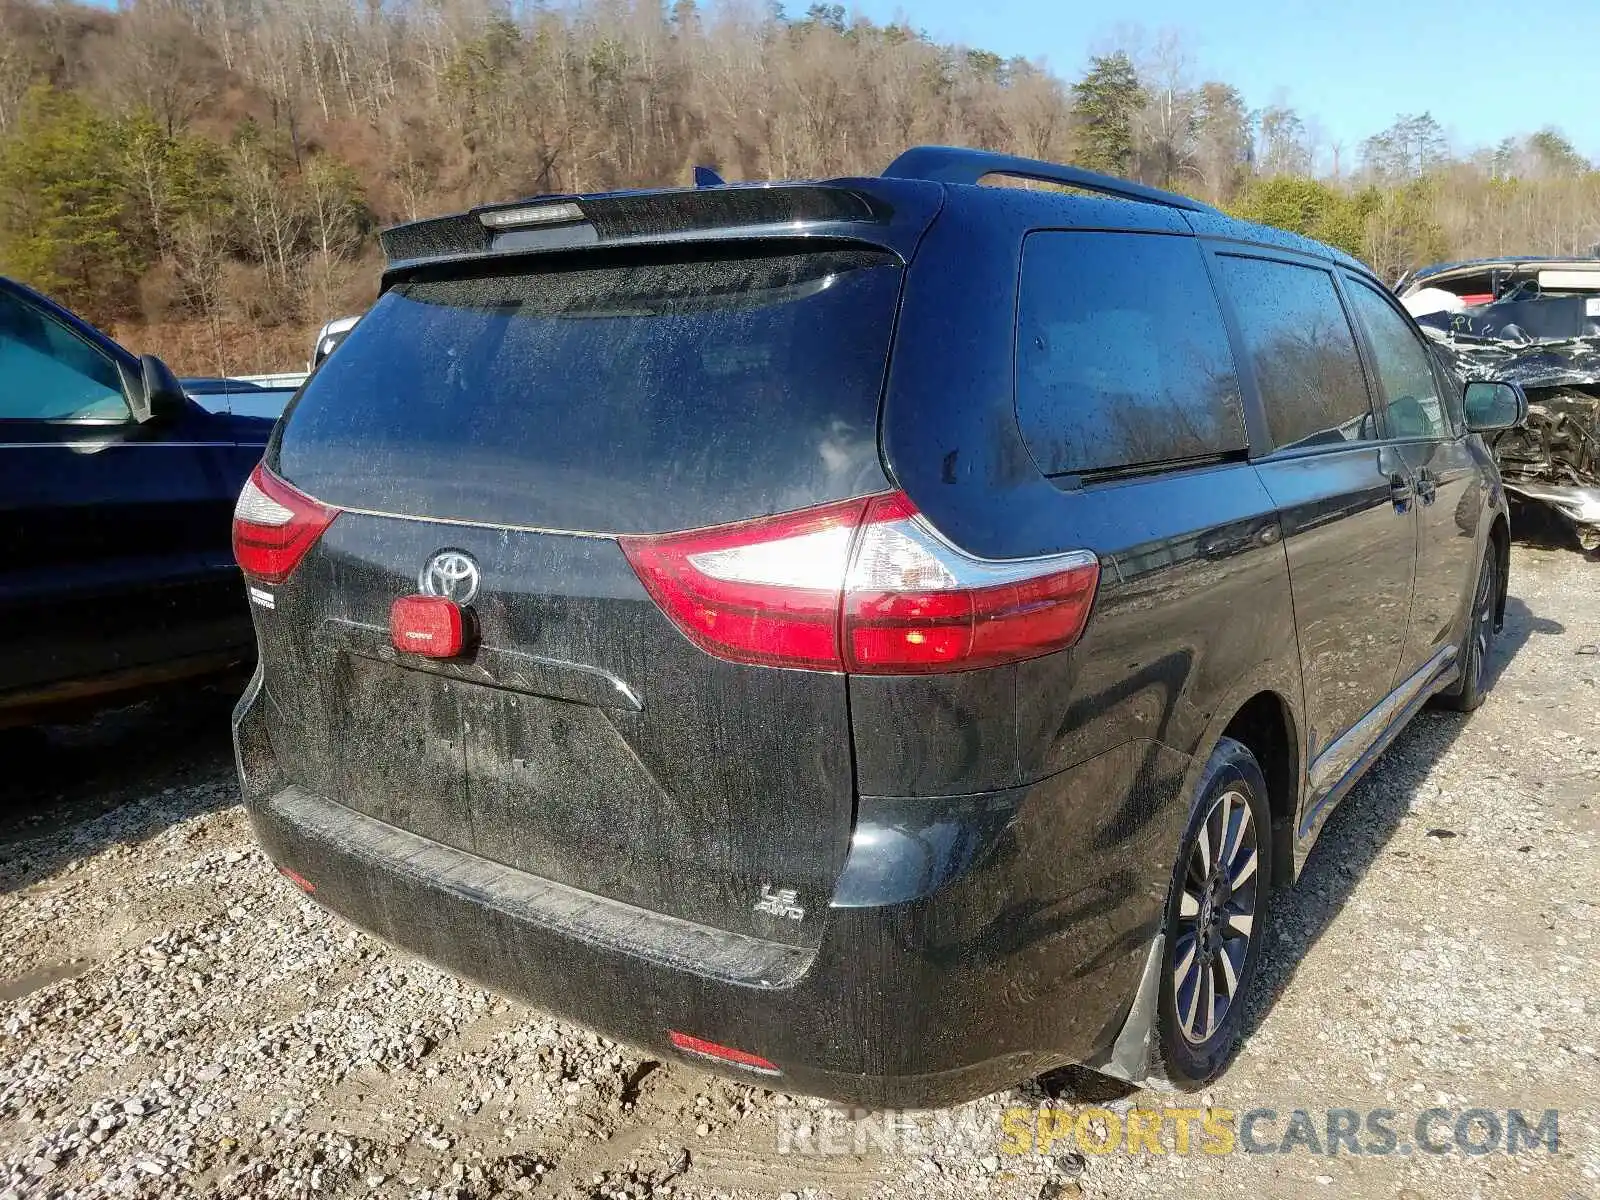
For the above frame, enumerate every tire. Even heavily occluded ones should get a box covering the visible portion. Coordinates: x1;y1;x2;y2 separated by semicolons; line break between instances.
1149;737;1272;1090
1434;547;1497;713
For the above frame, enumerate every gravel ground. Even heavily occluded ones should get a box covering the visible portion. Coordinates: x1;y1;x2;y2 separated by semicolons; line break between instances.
1;542;1596;1200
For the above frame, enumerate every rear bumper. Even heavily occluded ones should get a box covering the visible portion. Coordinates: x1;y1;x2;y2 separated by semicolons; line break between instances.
248;786;1042;1106
237;691;1190;1108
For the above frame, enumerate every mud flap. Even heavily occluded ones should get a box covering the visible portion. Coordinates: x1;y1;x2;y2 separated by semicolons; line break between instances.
1083;931;1165;1086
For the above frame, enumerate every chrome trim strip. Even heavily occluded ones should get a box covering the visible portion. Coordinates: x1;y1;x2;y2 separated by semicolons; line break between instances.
0;441;239;450
909;511;1100;573
324;496;1102;564
1302;643;1456;833
321;502;618;540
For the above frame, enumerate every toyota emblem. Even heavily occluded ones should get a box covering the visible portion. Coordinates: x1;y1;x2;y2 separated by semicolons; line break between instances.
420;550;481;604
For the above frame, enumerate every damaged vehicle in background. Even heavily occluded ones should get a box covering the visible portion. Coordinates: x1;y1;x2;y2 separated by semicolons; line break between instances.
1398;257;1600;551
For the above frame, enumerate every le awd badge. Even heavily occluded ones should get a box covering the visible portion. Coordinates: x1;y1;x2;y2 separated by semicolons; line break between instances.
754;885;804;921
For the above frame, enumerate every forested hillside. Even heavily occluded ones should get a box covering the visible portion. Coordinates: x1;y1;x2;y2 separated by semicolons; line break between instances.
1;0;1597;374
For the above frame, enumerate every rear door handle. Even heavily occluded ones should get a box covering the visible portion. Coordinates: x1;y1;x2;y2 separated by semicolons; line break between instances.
1414;470;1438;504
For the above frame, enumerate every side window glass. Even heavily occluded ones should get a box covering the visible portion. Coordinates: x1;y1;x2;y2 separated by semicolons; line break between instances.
1428;342;1466;432
1015;231;1247;478
1216;255;1375;452
1344;279;1450;440
0;290;128;421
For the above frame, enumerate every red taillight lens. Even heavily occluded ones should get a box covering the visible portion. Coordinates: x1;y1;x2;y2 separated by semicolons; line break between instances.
389;595;468;658
620;496;870;670
232;465;340;585
667;1030;780;1075
621;491;1099;674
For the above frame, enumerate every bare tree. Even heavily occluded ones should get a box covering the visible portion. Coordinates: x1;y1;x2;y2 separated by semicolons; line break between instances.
0;0;39;134
1193;81;1248;202
83;0;214;135
1132;29;1197;189
170;214;229;373
1256;103;1311;176
2;0;1597;358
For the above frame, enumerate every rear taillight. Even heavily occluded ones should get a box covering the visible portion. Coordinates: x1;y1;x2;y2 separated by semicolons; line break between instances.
843;492;1100;672
620;496;868;670
232;465;339;584
621;491;1099;674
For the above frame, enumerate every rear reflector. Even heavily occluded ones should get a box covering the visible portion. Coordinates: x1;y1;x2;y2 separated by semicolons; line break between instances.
278;865;315;893
390;595;469;658
621;491;1099;674
233;465;340;585
668;1031;780;1075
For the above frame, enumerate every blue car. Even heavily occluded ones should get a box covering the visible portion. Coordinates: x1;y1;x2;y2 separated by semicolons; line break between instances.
0;275;279;727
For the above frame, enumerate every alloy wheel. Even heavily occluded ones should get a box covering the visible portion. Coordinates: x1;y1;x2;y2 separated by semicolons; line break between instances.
1472;556;1496;689
1172;788;1260;1044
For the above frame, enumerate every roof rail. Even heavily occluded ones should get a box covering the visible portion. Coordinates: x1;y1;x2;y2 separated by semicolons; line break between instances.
883;145;1218;214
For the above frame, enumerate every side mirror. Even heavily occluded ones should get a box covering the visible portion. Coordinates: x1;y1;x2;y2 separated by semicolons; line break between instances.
128;354;188;424
1463;380;1527;433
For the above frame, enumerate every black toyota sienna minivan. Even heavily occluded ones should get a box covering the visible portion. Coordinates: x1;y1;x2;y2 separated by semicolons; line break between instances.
233;146;1526;1106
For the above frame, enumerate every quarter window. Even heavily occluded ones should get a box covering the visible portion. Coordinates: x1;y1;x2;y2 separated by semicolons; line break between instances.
1344;278;1450;440
0;290;127;421
1216;255;1374;452
1015;231;1247;478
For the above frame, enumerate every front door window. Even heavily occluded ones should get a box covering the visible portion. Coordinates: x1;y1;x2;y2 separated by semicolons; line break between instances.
0;291;129;422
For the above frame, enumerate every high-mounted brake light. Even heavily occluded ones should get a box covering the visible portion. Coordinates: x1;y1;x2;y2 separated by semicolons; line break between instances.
478;201;585;229
621;492;1099;674
232;464;340;585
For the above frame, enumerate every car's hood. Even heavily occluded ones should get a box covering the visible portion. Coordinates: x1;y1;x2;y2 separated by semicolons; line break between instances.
1429;334;1600;388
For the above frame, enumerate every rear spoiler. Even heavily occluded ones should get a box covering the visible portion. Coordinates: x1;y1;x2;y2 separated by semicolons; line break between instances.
379;181;943;285
380;144;1239;285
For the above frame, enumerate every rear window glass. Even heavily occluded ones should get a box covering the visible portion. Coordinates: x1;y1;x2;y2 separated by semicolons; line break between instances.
1217;256;1376;451
273;248;901;534
1015;231;1246;478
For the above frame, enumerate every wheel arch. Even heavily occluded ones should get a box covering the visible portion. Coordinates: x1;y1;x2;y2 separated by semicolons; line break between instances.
1086;685;1301;1087
1189;687;1303;890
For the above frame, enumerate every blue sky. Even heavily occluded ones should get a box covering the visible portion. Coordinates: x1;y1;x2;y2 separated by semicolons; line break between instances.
848;0;1600;164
